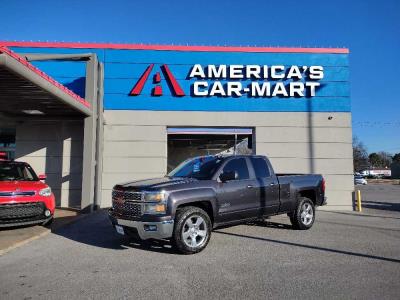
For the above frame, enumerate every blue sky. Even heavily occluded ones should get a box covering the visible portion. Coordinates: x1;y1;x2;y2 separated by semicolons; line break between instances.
1;0;399;154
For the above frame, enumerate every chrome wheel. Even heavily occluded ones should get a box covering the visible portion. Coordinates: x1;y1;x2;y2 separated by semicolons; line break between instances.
182;215;208;248
300;203;314;225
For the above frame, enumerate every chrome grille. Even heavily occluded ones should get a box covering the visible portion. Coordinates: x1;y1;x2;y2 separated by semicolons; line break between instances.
112;200;142;218
124;191;142;201
112;189;143;218
112;190;142;201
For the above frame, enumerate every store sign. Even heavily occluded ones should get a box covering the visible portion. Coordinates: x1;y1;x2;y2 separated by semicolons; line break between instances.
129;64;324;98
189;64;324;97
129;64;185;97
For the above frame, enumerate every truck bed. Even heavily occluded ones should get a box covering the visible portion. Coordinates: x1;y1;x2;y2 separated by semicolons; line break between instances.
276;173;323;184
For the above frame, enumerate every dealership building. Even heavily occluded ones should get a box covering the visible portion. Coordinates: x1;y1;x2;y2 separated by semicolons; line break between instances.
0;41;352;211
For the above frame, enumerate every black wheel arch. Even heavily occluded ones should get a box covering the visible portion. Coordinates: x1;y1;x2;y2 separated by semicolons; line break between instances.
297;189;317;206
174;200;215;226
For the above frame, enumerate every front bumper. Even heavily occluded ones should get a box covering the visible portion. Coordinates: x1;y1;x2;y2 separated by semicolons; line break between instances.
0;201;54;227
108;210;174;240
0;216;53;228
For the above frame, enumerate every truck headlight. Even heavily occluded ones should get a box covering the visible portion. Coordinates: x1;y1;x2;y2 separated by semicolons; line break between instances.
143;191;167;214
143;203;166;214
143;191;166;202
39;187;52;197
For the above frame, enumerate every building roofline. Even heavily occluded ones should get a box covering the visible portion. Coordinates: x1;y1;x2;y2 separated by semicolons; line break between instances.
0;41;349;54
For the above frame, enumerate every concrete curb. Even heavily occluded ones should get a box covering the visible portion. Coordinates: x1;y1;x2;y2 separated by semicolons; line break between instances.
0;212;89;257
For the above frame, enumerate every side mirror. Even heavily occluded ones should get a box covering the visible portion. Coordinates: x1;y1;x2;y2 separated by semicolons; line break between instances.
219;170;238;182
38;174;47;181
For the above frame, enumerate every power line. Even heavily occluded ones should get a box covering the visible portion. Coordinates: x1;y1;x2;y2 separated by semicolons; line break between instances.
353;121;400;128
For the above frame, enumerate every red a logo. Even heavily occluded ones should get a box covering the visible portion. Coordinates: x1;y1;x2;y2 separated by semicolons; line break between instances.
129;64;185;97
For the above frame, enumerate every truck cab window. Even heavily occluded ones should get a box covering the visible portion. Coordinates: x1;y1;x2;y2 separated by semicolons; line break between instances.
250;157;271;178
168;156;223;180
223;158;249;180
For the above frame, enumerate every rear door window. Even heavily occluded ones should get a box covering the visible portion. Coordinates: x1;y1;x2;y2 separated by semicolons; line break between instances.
250;157;271;178
222;158;250;180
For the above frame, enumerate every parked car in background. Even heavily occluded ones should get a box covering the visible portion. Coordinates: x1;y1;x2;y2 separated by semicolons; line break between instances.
0;160;55;227
354;174;368;185
360;169;391;179
109;154;326;254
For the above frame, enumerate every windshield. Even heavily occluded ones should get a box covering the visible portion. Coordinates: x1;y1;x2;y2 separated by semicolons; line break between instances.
168;156;223;180
0;163;38;181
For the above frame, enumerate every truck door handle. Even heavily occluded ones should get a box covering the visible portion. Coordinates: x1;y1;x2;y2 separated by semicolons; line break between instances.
247;185;254;189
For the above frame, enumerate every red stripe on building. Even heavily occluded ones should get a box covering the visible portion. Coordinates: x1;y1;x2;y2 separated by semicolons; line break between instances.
0;46;91;108
0;41;349;54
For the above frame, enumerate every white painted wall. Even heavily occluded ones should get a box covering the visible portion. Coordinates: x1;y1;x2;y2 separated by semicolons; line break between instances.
15;120;83;208
101;111;354;210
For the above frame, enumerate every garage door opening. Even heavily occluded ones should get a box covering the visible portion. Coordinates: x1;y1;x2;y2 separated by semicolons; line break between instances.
167;127;254;172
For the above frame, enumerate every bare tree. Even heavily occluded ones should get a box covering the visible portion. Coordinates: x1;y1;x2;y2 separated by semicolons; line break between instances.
369;151;393;168
377;151;393;168
353;136;369;172
393;153;400;163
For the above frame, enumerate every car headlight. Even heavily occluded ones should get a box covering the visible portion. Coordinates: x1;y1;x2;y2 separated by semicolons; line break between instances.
143;191;167;214
39;187;52;197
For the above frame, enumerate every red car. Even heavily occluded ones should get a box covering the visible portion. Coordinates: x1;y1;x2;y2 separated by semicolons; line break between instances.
0;160;55;227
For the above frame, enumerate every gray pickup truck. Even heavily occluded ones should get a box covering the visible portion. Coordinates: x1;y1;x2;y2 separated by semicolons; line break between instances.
109;155;326;254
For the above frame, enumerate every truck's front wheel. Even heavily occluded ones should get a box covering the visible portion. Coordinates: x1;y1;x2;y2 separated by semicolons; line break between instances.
172;206;211;254
289;197;315;230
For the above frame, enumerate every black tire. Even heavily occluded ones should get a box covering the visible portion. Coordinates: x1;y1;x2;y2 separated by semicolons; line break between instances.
42;217;53;227
172;206;212;254
289;197;315;230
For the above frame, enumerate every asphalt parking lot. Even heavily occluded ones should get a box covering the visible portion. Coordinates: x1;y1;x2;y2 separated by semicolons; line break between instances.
0;185;399;299
357;184;400;216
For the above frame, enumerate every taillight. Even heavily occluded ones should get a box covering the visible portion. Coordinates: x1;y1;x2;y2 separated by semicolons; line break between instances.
321;178;326;193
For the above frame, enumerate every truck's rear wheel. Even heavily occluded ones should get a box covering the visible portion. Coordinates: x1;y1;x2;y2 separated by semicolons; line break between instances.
172;206;211;254
289;197;315;230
